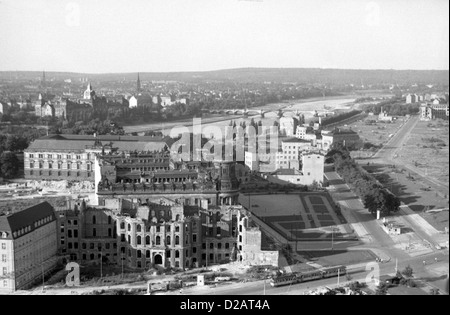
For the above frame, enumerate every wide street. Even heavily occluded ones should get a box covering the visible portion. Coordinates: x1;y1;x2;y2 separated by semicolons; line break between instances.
159;250;448;296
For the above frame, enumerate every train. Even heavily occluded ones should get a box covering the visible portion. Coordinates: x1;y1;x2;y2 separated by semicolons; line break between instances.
270;266;347;287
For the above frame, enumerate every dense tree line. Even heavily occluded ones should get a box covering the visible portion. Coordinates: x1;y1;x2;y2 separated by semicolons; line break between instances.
361;97;421;116
59;119;125;136
327;147;401;216
0;134;28;179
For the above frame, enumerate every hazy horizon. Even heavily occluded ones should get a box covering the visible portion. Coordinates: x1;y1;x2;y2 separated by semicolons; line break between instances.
1;67;450;75
1;0;448;73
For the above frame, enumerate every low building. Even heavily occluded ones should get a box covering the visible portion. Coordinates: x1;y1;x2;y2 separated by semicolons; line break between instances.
378;107;394;122
269;153;324;186
0;202;59;293
128;94;155;109
321;128;362;151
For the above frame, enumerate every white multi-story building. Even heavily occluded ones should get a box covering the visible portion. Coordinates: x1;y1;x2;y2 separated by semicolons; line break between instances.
0;202;58;293
269;153;325;186
245;151;259;172
275;138;313;170
406;94;419;104
279;117;298;137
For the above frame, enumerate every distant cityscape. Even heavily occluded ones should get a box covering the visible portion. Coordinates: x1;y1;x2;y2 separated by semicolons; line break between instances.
0;0;448;299
0;68;448;296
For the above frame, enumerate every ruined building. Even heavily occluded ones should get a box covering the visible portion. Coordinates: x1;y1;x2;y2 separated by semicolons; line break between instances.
56;198;279;270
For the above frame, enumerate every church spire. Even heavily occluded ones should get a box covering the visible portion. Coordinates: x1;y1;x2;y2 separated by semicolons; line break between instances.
41;70;46;88
137;73;141;93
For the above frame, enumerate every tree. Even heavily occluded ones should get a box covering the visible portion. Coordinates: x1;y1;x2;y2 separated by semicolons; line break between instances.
382;192;401;215
363;191;380;215
308;180;321;191
5;135;29;152
0;152;20;179
402;265;414;278
375;282;389;295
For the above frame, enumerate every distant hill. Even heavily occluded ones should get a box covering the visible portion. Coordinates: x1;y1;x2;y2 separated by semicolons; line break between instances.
1;68;448;85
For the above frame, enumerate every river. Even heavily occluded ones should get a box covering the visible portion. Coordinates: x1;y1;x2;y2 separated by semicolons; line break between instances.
123;96;357;137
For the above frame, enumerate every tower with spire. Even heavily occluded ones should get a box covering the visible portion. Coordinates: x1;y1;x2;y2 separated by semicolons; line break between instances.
137;73;142;93
41;70;46;88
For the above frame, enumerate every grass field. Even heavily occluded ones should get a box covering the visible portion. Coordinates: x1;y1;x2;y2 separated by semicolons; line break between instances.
396;120;449;184
349;116;408;147
421;210;449;232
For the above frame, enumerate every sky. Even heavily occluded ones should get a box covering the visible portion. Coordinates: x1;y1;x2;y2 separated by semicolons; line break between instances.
0;0;448;73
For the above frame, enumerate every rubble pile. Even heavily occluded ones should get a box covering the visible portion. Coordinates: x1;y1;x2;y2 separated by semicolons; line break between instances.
27;180;95;194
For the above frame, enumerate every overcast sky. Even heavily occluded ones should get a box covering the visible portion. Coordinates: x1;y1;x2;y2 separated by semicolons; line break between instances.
0;0;448;73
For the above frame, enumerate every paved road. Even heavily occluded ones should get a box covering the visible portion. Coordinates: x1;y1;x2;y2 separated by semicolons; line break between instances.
325;170;399;250
160;251;448;296
373;116;419;161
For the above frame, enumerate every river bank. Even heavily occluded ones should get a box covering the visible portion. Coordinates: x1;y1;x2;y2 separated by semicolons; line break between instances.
123;95;359;136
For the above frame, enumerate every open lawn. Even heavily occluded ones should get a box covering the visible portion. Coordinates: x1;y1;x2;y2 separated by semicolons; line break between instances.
350;116;408;147
395;120;449;185
421;210;449;233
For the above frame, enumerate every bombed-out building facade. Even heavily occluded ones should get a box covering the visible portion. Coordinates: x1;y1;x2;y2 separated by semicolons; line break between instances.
56;196;279;270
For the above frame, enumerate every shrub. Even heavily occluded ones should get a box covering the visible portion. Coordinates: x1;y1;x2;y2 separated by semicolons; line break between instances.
402;265;414;278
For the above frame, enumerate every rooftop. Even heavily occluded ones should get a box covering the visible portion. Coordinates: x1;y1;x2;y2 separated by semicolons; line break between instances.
282;138;311;144
273;169;301;176
26;134;168;152
323;128;358;135
0;202;56;240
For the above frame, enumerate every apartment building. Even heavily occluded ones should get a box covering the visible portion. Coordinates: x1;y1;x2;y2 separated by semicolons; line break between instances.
420;103;449;121
0;202;58;293
275;138;313;170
